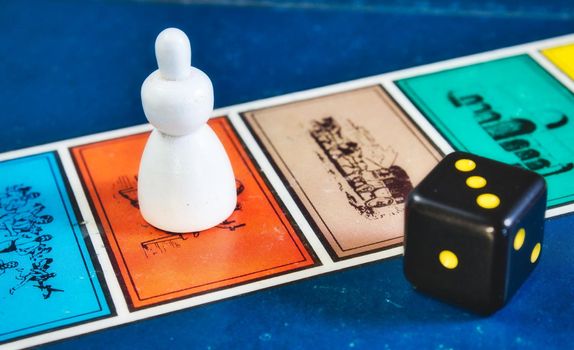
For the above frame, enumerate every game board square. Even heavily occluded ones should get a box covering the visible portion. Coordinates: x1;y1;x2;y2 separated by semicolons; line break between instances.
70;117;318;310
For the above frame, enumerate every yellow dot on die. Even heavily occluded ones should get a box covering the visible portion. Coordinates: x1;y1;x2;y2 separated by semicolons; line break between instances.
531;243;541;263
439;250;459;269
513;228;526;251
455;159;476;172
466;176;487;189
476;193;500;209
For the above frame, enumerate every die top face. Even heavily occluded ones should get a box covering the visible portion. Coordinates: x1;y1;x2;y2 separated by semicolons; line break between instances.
412;151;547;229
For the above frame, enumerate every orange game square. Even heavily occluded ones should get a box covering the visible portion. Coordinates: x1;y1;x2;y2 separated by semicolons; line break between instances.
70;117;318;310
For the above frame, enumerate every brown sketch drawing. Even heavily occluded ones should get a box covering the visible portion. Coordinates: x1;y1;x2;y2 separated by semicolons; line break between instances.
310;116;412;218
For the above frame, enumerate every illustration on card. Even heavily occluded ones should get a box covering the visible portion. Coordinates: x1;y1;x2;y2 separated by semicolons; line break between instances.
447;89;573;177
112;175;247;257
0;185;61;299
310;117;412;218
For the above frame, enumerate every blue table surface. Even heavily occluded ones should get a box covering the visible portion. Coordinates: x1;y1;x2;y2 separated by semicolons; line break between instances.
1;0;573;348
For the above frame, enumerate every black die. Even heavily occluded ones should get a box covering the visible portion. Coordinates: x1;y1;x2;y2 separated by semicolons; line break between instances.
403;151;546;314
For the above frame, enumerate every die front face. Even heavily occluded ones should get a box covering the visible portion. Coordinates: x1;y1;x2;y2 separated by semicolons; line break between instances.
403;151;547;314
404;203;507;313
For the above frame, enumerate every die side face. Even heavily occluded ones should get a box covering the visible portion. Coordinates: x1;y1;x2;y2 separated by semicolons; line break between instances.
505;196;546;300
404;151;547;314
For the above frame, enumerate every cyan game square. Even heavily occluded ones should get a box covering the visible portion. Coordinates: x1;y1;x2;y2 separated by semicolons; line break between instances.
396;55;574;208
0;152;112;343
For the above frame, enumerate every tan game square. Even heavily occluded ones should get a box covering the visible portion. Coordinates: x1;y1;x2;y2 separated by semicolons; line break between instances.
242;86;442;259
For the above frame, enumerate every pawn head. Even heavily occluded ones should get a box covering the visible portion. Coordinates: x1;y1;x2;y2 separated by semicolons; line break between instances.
141;28;214;136
155;28;191;81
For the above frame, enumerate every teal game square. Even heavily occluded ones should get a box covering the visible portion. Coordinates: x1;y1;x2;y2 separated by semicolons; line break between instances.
396;55;574;208
0;152;112;343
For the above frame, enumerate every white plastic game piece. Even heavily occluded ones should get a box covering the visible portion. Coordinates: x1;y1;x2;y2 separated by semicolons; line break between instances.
138;27;237;233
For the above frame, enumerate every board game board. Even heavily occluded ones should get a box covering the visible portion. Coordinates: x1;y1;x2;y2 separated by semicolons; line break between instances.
1;32;574;349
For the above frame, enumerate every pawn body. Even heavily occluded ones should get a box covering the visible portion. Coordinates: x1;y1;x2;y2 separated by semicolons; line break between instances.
138;126;236;232
403;152;546;314
138;27;236;232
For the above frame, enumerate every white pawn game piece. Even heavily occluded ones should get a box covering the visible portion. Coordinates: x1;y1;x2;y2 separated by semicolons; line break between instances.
138;27;237;232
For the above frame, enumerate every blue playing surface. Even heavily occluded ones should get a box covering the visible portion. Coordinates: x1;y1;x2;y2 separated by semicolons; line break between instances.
1;0;573;348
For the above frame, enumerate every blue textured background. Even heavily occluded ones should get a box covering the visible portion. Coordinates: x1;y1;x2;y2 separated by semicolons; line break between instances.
1;0;573;348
